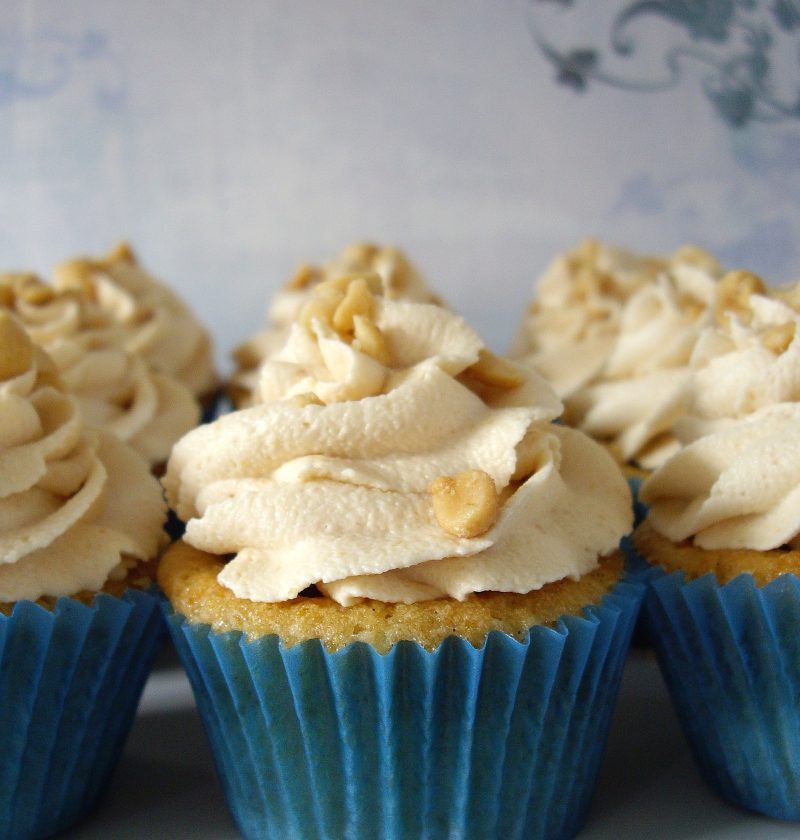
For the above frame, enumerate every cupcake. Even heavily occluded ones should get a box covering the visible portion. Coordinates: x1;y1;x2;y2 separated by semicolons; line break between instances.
159;275;641;840
635;277;800;819
0;271;200;471
513;240;726;531
53;242;220;419
230;241;441;407
0;313;167;838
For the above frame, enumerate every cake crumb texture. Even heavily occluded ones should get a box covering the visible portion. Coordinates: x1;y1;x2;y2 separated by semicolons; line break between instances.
635;521;800;586
158;540;623;653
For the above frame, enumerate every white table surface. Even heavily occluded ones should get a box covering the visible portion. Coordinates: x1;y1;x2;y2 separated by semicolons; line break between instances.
64;646;800;839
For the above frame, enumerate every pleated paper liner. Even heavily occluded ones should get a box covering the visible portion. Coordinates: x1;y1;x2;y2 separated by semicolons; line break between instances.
163;574;643;840
0;588;164;839
645;569;800;821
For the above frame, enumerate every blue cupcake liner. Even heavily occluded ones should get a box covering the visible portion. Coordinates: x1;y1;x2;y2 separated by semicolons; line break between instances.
644;568;800;820
163;574;643;840
0;588;164;839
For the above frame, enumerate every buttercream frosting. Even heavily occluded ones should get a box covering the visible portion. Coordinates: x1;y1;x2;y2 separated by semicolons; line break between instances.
0;313;167;601
54;243;218;399
640;279;800;551
165;278;631;605
231;242;441;406
0;272;200;466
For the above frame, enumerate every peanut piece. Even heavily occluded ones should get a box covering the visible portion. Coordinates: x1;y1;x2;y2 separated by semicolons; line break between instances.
287;262;320;290
332;277;375;334
671;244;721;274
352;314;391;365
105;242;137;265
762;322;796;354
21;284;55;305
299;284;345;329
716;270;766;324
430;469;500;538
0;313;34;380
465;349;524;389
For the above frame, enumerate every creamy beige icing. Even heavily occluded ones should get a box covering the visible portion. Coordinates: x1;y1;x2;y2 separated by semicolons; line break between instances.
54;243;218;399
165;280;631;605
0;273;200;467
513;241;721;404
640;403;800;551
0;314;167;601
639;278;800;551
564;263;719;468
231;242;441;405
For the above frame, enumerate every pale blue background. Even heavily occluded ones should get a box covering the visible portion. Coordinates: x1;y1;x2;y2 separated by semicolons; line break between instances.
1;0;798;364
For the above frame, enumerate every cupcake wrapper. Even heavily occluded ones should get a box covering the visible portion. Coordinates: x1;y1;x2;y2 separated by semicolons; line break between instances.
645;569;800;820
0;589;164;839
164;576;643;840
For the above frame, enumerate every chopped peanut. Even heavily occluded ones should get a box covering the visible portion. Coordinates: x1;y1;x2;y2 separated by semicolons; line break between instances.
299;284;345;329
104;242;137;265
0;313;34;380
671;244;722;274
287;262;320;290
465;349;524;389
332;277;376;334
762;321;796;354
430;469;499;538
352;314;391;365
716;270;766;325
20;284;55;305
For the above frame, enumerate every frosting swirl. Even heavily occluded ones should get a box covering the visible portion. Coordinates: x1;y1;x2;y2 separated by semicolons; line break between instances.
640;403;800;551
166;278;631;605
640;277;800;551
0;272;200;466
0;314;167;601
54;243;218;399
231;242;441;406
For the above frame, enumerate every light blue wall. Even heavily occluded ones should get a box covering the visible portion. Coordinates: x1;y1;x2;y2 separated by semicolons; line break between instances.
1;0;798;363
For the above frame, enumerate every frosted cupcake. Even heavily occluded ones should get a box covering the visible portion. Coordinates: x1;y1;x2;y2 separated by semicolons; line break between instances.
0;313;167;838
0;271;199;470
54;242;220;417
159;276;641;840
513;239;723;475
635;277;800;819
230;241;441;407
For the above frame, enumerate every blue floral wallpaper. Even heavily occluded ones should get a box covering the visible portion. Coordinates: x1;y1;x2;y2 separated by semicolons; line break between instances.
528;0;800;127
0;1;797;358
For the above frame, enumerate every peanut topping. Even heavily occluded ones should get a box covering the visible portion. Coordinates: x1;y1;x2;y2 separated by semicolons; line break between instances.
105;242;137;265
671;244;722;274
430;469;499;538
716;270;766;325
332;277;375;334
20;284;55;305
465;349;524;389
301;275;393;366
0;313;34;380
299;284;345;329
762;321;796;355
53;261;97;300
352;314;391;364
287;262;321;291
